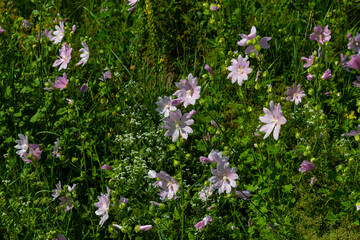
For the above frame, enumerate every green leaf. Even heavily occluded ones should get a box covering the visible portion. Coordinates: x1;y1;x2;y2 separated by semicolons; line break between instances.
56;108;68;116
20;86;34;94
30;110;41;123
325;212;338;222
282;184;293;193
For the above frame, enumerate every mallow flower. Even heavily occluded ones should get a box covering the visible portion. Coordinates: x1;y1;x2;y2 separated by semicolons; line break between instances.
173;73;201;108
14;134;29;157
53;43;72;71
99;71;112;81
0;26;5;34
52;20;65;44
94;186;111;227
162;109;195;142
340;53;350;72
77;41;89;66
345;125;360;136
309;25;331;45
259;101;286;140
348;32;360;53
285;83;306;105
198;186;213;201
204;64;214;75
148;170;179;200
22;147;42;164
80;83;89;92
353;76;360;88
238;26;271;55
321;69;332;80
235;190;251;200
299;160;316;173
209;161;239;194
101;164;114;171
156;96;177;118
139;225;152;231
348;55;360;71
227;54;253;86
301;53;314;68
44;73;69;90
195;215;213;231
199;149;229;164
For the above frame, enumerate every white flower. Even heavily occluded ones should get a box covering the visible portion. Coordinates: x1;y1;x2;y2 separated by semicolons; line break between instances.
156;96;177;118
52;21;65;44
77;41;89;66
14;134;28;157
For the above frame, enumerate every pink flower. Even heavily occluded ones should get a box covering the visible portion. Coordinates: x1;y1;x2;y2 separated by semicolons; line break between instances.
348;55;360;71
44;73;68;91
325;92;332;96
299;160;316;173
80;83;88;92
99;71;111;81
307;73;314;81
94;187;111;227
235;190;251;200
353;76;360;88
53;43;72;71
227;54;253;86
0;26;5;34
44;29;53;40
238;26;271;55
139;225;152;231
347;33;352;39
162;109;195;142
348;32;360;53
210;120;219;128
128;0;139;6
128;0;139;11
173;73;201;108
210;6;219;11
55;234;67;240
198;186;213;201
238;26;257;47
128;6;136;12
195;215;213;231
285;83;306;105
209;162;239;194
321;69;332;80
52;182;76;212
259;101;287;140
340;53;350;72
77;41;89;66
345;125;360;136
66;98;72;104
119;197;128;204
148;170;179;200
22;147;42;164
309;25;331;45
199;149;229;164
101;164;114;171
204;64;214;75
156;96;177;118
52;20;65;44
59;195;73;212
301;53;314;68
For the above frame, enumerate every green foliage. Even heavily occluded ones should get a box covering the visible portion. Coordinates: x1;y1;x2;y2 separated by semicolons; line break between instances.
1;0;360;239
